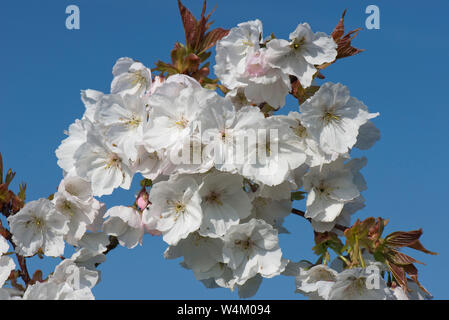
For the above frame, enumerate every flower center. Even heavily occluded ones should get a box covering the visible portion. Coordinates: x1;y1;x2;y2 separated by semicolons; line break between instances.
205;191;223;206
124;114;142;128
32;217;44;229
322;110;341;125
63;200;75;217
235;238;254;250
291;37;306;50
105;154;121;169
291;122;308;138
175;115;189;128
130;71;147;88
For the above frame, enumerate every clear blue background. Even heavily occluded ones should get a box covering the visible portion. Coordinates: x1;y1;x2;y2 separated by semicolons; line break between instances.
1;0;448;299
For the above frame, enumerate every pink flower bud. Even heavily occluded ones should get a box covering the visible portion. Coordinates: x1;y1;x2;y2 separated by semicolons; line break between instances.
136;190;150;211
245;51;268;77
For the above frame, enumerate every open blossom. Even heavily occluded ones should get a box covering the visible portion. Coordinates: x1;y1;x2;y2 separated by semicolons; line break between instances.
0;237;15;287
309;158;367;232
164;232;227;281
111;57;152;96
280;111;341;167
266;23;337;88
300;82;379;156
55;118;93;175
200;104;265;173
143;78;213;154
8;199;69;257
222;219;286;285
246;196;291;233
198;172;252;238
143;175;202;245
295;263;338;300
80;89;105;122
214;20;263;89
239;116;307;186
22;281;94;300
215;20;290;109
74;130;134;197
53;176;103;245
303;158;360;225
102;206;147;249
328;267;393;300
94;93;148;162
390;280;433;300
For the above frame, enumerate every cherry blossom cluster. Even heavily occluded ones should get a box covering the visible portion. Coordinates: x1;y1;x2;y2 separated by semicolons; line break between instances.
0;4;434;300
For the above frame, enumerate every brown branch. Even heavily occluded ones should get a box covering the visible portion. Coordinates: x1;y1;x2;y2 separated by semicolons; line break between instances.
291;208;348;233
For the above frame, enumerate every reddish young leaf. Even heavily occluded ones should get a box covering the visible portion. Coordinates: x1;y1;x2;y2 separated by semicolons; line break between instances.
201;28;229;53
178;0;197;48
386;261;408;291
385;249;424;266
331;10;365;60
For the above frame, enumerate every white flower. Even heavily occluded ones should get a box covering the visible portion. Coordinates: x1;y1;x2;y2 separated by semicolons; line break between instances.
53;176;102;245
295;264;338;300
247;197;291;233
390;280;432;300
200;105;265;173
131;147;163;180
55;119;92;174
74;130;133;197
162;135;214;176
164;232;226;281
214;20;263;89
77;232;110;255
143;175;202;245
239;116;307;186
300;82;379;156
303;159;360;224
0;237;15;287
50;260;99;291
94;94;148;161
198;172;252;238
69;248;106;270
102;206;146;249
222;219;285;284
8;199;69;257
80;89;104;121
328;267;393;300
240;49;291;109
309;158;367;232
280;111;341;167
215;20;291;108
111;57;152;96
266;23;337;88
22;281;94;300
143;78;213;154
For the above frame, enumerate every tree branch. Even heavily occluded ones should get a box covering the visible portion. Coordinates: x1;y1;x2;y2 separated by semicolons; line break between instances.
291;208;348;233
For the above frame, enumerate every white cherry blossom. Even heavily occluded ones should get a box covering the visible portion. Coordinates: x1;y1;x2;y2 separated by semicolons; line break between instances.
8;199;69;257
266;23;337;88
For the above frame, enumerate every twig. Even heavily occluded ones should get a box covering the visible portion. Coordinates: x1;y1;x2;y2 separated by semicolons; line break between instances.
291;208;348;233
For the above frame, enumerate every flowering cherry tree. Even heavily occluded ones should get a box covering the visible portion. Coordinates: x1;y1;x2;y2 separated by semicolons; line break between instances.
0;1;437;300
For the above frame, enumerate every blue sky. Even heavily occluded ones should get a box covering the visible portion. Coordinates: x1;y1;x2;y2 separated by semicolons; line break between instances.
1;0;448;299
